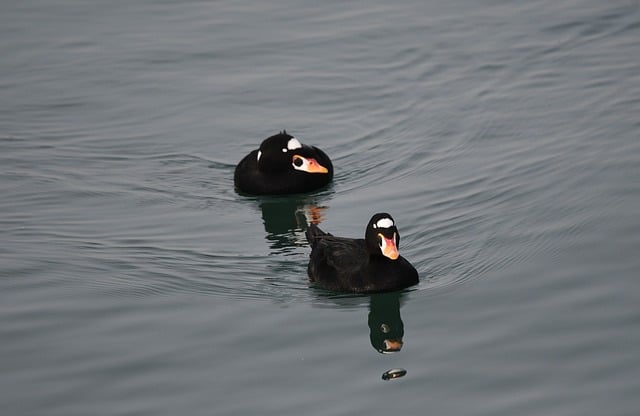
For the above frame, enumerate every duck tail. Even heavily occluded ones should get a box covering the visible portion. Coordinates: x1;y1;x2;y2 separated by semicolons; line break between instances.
305;223;328;247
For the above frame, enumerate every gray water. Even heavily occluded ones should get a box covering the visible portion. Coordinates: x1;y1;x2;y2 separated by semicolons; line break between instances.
2;0;640;415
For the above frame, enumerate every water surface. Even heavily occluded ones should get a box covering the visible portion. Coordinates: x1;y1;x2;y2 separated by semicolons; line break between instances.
2;0;640;415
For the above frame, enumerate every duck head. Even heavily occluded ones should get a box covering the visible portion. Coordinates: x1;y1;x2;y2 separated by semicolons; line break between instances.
256;130;330;175
365;213;400;260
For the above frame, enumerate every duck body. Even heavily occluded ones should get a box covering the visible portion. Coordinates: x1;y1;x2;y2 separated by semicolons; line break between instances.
305;213;419;293
234;131;333;195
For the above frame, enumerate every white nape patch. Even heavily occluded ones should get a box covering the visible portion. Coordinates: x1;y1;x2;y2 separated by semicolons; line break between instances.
287;137;302;150
257;150;262;161
375;218;394;229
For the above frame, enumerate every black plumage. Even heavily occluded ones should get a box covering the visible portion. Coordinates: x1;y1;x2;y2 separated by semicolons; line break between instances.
305;213;419;293
234;131;333;195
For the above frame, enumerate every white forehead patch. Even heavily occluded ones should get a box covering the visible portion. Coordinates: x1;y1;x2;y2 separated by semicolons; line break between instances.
257;150;262;161
287;137;302;150
375;218;394;229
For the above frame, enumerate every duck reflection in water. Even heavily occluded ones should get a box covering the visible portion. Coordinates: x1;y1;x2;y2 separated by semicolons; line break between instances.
368;292;406;354
310;289;408;353
258;196;328;252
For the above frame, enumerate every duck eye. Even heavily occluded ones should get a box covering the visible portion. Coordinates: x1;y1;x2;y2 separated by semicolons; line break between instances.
293;157;303;167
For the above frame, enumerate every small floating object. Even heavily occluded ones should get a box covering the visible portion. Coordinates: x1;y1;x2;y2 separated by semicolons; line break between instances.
381;368;407;381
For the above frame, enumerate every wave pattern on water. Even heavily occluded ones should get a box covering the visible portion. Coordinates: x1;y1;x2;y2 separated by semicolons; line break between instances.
2;0;639;307
2;1;640;415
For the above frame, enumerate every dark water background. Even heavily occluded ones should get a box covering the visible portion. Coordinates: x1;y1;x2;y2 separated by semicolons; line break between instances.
2;0;640;415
